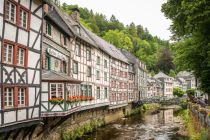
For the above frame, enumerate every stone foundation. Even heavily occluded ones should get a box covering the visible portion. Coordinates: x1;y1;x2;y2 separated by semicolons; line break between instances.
0;105;132;140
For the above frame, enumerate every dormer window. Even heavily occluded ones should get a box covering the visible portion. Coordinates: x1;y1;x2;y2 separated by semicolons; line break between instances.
76;26;80;34
46;22;52;36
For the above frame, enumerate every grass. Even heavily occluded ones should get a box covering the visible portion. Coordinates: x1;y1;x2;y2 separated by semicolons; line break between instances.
178;109;209;140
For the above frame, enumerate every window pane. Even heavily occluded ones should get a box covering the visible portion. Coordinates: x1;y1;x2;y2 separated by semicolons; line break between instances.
51;84;56;98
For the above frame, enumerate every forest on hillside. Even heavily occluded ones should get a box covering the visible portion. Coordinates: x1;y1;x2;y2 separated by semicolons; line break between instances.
52;1;176;76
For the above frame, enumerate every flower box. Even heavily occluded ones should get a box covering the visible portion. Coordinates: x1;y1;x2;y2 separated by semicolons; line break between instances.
49;98;64;105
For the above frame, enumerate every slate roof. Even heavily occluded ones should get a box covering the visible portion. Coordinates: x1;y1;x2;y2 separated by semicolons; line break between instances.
154;72;171;79
46;7;73;36
177;71;193;77
120;49;138;64
82;26;129;63
42;70;81;83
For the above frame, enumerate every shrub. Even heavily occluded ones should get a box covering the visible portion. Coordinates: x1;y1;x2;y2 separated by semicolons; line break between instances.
186;89;196;97
173;88;185;97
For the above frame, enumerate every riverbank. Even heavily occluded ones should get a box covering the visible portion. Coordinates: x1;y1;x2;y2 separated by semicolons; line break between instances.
81;105;188;140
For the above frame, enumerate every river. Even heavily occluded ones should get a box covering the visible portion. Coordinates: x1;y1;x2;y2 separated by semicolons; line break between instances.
80;108;188;140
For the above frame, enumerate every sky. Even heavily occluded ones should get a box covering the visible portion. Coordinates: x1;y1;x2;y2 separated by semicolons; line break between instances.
60;0;172;40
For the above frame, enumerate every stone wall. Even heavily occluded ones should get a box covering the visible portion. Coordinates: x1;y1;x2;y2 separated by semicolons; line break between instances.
0;106;131;140
188;103;210;130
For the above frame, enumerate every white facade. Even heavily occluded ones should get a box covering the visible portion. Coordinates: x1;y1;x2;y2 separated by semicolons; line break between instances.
0;0;43;131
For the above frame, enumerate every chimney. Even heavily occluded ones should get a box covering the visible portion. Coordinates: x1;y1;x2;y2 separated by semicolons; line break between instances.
43;4;49;13
71;8;80;22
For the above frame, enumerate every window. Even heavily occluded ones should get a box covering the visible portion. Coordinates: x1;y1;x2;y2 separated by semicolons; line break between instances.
17;47;25;66
96;70;100;80
86;49;91;61
45;55;51;70
104;72;107;81
63;35;67;46
18;88;25;106
20;9;28;29
46;22;52;36
73;61;78;74
76;26;80;34
75;43;81;56
104;88;108;98
61;61;67;73
104;60;107;68
3;43;14;64
50;83;64;99
87;66;91;77
96;87;100;99
4;88;14;108
5;1;16;23
97;56;100;65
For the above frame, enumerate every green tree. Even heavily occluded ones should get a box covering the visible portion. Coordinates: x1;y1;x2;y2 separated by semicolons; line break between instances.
103;30;133;51
156;48;175;74
173;88;184;97
162;0;210;104
169;70;176;77
186;89;196;97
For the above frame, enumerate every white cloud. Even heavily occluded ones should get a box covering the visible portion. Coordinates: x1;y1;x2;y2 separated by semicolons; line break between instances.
60;0;172;40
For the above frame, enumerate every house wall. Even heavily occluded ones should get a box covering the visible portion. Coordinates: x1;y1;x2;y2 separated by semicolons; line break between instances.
0;0;42;131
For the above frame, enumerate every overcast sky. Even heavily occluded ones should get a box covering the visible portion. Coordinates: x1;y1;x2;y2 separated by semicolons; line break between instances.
60;0;172;40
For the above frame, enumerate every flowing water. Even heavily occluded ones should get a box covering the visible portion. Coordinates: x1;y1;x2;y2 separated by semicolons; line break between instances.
81;108;188;140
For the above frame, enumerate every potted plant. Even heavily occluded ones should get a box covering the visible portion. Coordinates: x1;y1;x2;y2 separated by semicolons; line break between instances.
49;98;64;105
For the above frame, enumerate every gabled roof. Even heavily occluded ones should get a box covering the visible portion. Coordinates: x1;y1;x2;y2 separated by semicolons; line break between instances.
177;71;193;77
154;72;171;79
61;12;98;47
42;70;81;83
46;5;73;36
120;49;138;64
82;26;129;63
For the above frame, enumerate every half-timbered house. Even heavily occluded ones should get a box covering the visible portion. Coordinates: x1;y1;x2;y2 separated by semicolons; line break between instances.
0;0;43;131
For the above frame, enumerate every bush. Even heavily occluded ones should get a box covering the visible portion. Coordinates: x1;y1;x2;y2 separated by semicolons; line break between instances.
186;89;196;97
173;88;185;97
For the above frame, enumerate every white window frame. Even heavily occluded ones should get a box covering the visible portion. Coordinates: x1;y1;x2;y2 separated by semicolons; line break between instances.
75;43;81;56
96;70;100;80
46;22;52;37
20;8;28;29
4;87;14;108
73;61;78;74
5;1;16;23
87;66;91;77
17;47;25;66
50;83;64;99
4;43;14;64
18;88;25;106
97;56;100;65
104;72;107;81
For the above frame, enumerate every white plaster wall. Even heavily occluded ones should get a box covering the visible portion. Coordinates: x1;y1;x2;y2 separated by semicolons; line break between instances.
29;31;38;48
4;111;16;124
16;68;26;84
17;109;27;121
30;15;41;32
31;0;39;14
0;0;4;14
20;0;30;9
3;66;15;84
33;71;40;85
42;82;48;92
28;87;36;106
29;108;39;118
4;23;17;42
51;105;63;112
41;102;48;112
41;93;48;102
33;35;41;51
0;16;3;39
28;51;40;68
18;29;28;46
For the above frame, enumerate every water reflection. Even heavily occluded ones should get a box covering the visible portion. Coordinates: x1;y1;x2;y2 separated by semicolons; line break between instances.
81;109;187;140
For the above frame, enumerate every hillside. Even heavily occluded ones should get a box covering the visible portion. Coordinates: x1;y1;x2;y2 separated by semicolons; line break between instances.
59;2;175;74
